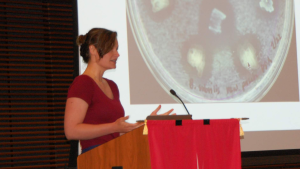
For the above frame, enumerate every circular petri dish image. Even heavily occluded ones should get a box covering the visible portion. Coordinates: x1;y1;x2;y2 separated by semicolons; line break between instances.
127;0;295;102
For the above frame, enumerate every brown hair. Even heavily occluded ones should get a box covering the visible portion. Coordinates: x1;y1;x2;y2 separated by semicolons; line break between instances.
77;28;117;63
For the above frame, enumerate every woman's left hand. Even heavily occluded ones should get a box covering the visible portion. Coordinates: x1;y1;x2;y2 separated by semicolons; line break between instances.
150;105;175;116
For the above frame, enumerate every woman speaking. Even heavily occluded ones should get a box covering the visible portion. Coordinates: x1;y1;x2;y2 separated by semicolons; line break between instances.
64;28;173;153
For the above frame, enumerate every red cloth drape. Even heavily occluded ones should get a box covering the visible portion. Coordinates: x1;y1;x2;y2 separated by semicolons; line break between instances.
147;119;241;169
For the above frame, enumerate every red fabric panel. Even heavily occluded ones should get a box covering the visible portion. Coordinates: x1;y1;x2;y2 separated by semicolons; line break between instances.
147;119;241;169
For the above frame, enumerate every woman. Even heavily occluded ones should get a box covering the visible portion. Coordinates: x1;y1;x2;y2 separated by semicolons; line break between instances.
64;28;173;153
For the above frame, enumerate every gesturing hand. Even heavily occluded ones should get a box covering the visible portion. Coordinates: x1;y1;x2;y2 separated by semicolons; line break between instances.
150;105;175;116
114;116;144;133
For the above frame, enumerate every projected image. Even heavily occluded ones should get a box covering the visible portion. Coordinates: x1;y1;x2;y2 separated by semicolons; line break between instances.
127;0;298;103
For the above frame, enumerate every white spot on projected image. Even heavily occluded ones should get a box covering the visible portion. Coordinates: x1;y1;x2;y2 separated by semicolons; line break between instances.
209;8;227;34
260;0;274;13
187;47;205;77
151;0;169;13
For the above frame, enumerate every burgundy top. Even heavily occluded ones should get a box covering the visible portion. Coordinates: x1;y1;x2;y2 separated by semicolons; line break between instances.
67;75;125;150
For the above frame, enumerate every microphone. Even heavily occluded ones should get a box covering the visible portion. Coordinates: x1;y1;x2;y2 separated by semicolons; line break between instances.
170;89;190;115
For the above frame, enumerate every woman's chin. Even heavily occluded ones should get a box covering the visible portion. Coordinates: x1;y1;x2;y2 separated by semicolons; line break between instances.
110;65;117;69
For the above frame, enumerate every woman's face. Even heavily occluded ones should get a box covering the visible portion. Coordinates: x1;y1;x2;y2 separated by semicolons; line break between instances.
98;39;120;70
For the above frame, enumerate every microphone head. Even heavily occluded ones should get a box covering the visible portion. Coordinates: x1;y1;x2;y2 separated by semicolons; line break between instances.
170;89;177;96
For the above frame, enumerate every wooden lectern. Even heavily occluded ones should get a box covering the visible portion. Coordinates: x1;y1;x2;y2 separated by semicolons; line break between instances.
77;126;150;169
77;115;192;169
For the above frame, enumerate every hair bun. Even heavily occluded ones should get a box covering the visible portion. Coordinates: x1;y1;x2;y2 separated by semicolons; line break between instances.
76;35;87;46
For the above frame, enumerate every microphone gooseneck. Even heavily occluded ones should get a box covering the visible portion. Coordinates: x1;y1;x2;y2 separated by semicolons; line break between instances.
170;89;190;115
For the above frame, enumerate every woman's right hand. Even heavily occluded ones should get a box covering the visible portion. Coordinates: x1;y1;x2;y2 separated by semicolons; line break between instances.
150;105;175;116
113;116;144;133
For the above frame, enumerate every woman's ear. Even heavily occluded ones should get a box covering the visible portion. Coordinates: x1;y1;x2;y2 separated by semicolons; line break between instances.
89;45;96;55
89;45;100;60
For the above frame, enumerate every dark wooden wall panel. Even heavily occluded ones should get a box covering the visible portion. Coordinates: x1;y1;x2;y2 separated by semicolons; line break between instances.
0;0;78;168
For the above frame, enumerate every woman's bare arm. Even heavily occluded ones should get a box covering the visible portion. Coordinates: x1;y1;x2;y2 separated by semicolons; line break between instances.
64;97;142;140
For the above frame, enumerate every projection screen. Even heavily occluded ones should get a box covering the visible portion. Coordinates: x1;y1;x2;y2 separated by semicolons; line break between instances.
77;0;300;151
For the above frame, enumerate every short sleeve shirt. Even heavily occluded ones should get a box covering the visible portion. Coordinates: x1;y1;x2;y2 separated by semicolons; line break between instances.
67;75;125;150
